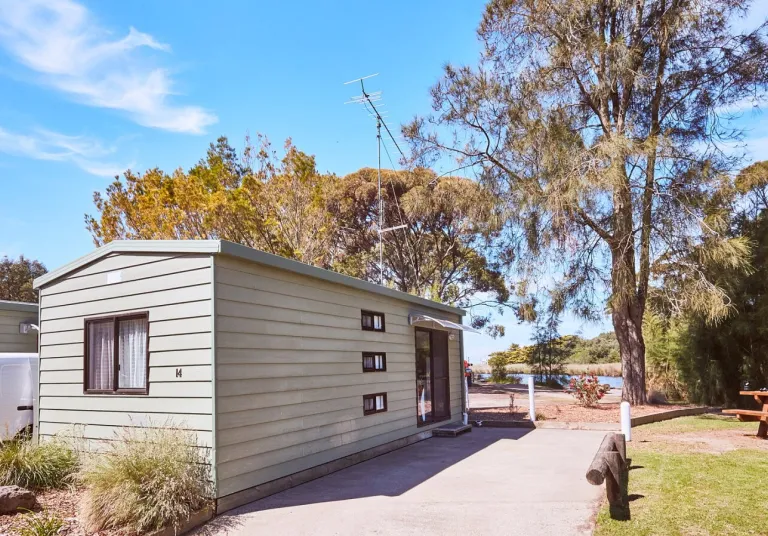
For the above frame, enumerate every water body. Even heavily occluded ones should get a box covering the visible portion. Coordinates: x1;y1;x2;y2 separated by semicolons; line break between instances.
476;373;624;389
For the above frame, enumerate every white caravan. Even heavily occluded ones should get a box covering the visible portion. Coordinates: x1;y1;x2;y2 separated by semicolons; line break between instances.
0;353;38;440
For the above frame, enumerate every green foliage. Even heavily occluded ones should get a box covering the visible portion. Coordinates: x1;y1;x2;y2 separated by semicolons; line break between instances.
643;312;690;401
79;425;211;535
492;332;619;369
17;510;65;536
568;333;620;364
0;255;47;303
529;311;571;383
487;352;510;382
648;161;768;405
0;436;79;490
488;343;531;366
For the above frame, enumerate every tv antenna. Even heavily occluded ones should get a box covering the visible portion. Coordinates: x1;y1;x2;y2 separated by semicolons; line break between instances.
345;73;406;285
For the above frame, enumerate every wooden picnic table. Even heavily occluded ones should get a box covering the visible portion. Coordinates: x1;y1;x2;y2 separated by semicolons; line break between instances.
723;391;768;438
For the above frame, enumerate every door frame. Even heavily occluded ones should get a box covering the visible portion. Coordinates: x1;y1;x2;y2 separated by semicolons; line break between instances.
415;327;451;427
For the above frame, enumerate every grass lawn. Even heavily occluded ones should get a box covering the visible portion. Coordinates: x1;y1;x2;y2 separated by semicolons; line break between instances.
594;415;768;536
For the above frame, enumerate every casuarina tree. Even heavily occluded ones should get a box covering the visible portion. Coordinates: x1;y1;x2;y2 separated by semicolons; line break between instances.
405;0;768;403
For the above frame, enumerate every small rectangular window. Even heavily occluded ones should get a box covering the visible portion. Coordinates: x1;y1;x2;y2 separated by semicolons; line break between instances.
363;393;387;415
361;310;385;332
85;313;149;394
362;352;387;372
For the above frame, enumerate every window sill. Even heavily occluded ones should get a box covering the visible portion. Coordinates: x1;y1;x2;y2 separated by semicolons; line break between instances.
83;389;149;396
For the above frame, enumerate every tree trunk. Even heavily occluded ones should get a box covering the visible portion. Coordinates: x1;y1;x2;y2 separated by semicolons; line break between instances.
612;301;647;405
610;180;648;405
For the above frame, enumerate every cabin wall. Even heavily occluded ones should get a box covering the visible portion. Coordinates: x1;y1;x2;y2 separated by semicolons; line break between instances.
0;304;38;353
214;254;462;499
36;253;214;452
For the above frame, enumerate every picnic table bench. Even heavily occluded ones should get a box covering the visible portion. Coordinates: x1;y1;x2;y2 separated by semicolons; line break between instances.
723;391;768;438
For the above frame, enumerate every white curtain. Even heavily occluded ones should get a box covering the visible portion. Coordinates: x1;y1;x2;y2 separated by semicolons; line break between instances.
118;318;148;389
88;320;114;390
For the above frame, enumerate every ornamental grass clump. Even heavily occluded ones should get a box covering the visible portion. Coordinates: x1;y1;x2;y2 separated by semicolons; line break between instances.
17;509;65;536
79;425;211;535
0;435;79;490
569;374;609;407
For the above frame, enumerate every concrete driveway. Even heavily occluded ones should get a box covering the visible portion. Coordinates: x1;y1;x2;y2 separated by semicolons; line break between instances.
199;428;606;536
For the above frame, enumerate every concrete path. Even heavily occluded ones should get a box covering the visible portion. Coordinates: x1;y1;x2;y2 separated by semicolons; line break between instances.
199;428;607;536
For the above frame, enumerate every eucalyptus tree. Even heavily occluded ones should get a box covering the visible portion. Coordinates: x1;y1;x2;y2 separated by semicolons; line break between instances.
86;136;511;333
330;167;511;334
405;0;768;403
0;256;47;303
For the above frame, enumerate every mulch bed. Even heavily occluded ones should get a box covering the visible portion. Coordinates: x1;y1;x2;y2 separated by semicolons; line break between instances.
0;487;123;536
471;403;696;423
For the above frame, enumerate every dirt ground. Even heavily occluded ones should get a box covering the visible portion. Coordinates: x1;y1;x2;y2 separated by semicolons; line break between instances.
469;382;696;423
647;430;768;453
471;403;695;423
631;420;768;454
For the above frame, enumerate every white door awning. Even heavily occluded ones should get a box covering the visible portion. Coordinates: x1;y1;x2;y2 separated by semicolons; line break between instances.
408;314;482;334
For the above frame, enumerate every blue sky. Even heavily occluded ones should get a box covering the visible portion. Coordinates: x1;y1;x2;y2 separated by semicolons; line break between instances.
0;0;766;360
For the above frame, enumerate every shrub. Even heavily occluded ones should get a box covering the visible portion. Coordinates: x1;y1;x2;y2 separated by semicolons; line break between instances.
488;353;510;382
568;374;608;407
17;509;65;536
0;436;79;489
79;425;211;534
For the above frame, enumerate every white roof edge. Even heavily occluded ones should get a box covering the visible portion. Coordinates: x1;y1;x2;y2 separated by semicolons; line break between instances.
33;240;221;289
0;299;39;313
32;240;466;317
409;314;480;333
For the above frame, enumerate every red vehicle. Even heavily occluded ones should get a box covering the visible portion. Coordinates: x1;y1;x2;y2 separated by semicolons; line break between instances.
465;360;473;387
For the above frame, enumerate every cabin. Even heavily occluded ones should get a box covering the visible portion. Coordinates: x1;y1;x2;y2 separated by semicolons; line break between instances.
32;240;475;512
0;299;38;353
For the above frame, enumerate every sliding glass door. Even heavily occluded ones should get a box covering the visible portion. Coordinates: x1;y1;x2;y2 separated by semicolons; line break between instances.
415;328;451;426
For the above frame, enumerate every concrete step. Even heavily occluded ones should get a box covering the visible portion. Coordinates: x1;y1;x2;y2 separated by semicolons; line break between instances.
432;422;472;437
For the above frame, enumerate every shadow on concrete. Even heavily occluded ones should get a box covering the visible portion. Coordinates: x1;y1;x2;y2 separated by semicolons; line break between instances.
191;514;243;536
229;427;532;514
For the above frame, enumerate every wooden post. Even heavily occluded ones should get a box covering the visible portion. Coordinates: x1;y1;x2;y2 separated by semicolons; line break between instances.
585;433;629;519
614;433;627;468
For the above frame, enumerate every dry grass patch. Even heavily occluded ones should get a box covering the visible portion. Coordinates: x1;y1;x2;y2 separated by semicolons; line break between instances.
79;426;211;535
0;435;79;490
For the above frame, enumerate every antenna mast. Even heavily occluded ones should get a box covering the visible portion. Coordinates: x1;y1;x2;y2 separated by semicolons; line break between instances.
345;74;406;285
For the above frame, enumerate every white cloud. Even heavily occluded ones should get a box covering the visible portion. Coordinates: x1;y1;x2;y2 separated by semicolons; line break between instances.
0;0;216;134
0;126;129;177
718;97;765;116
743;136;768;163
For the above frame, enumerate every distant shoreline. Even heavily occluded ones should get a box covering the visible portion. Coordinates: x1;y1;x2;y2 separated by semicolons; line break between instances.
471;362;622;378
